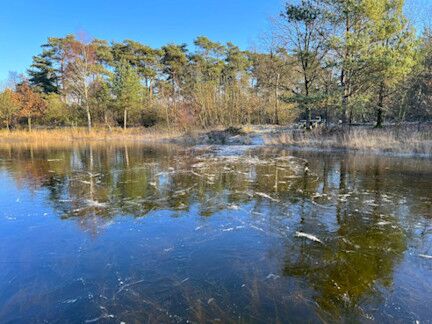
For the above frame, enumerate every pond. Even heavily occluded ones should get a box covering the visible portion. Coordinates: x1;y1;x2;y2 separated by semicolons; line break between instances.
0;143;431;323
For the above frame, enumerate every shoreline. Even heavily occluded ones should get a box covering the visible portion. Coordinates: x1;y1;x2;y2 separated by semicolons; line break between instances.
0;128;185;144
0;125;431;158
264;143;432;159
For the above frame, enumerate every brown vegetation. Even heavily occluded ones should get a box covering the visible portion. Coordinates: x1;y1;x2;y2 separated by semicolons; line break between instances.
264;124;432;156
0;127;182;144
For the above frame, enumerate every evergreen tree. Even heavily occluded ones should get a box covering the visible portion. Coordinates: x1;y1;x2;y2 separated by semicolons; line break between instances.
250;49;296;124
112;40;162;95
280;0;326;128
161;44;188;93
27;50;59;94
90;77;112;127
403;29;432;121
365;0;416;127
112;60;142;129
42;35;77;96
192;36;225;82
325;0;372;124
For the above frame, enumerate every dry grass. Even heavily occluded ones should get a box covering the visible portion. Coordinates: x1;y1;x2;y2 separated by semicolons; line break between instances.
264;125;432;156
0;127;183;144
2;125;432;156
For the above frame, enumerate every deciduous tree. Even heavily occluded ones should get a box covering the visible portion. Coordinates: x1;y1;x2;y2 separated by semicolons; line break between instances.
0;89;20;130
16;81;46;131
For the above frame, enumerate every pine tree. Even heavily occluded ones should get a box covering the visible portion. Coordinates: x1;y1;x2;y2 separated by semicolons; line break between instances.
403;29;432;121
27;50;59;94
325;0;370;124
112;60;142;129
365;0;416;127
280;0;326;128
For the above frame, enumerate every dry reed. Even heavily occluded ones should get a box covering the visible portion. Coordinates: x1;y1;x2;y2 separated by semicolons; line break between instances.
264;125;432;156
0;127;183;144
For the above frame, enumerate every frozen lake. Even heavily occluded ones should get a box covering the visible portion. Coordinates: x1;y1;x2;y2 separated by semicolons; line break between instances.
0;143;431;322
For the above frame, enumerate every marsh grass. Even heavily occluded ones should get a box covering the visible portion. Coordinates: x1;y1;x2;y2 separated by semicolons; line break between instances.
2;124;432;156
0;127;183;144
264;124;432;156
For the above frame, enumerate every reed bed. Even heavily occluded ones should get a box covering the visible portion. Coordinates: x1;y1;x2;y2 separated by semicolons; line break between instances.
0;127;183;144
264;125;432;156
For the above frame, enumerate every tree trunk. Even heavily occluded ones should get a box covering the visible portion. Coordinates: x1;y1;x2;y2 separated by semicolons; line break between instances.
341;67;349;125
149;79;153;97
375;82;385;128
123;109;127;130
341;93;348;125
306;107;312;130
305;79;311;130
325;104;329;128
28;117;32;132
341;13;350;126
376;101;383;128
6;120;10;131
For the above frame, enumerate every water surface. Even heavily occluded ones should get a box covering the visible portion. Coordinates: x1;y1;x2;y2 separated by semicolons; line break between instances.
0;143;431;323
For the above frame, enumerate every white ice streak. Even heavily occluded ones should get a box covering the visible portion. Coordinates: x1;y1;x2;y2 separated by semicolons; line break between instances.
84;199;108;208
222;228;234;232
85;314;114;323
377;221;391;226
295;231;324;244
419;254;432;259
266;273;280;280
255;192;280;202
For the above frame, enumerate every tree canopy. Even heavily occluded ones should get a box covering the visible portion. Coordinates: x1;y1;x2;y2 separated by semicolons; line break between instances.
0;0;429;131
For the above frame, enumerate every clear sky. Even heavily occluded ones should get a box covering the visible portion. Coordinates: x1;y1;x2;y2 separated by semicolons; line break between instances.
0;0;430;82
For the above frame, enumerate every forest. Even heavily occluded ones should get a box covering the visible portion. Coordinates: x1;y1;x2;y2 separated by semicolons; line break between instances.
0;0;431;132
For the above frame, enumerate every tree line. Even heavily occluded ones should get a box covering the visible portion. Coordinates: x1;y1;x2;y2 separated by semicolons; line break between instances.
0;0;431;131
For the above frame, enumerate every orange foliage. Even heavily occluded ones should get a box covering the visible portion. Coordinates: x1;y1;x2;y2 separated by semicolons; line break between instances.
16;81;46;121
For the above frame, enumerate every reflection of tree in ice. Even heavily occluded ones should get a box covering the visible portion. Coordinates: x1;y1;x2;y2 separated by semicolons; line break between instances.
282;155;407;319
1;143;431;322
1;144;318;234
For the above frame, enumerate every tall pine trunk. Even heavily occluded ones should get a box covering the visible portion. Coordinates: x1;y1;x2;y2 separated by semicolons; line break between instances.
341;92;349;125
376;82;385;128
28;117;32;132
341;13;350;126
341;67;349;125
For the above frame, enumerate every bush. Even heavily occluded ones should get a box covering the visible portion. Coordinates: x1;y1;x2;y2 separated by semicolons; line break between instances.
42;93;70;126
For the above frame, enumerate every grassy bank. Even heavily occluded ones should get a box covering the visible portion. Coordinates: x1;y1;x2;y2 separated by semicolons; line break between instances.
0;127;184;144
264;124;432;156
0;126;240;146
2;125;432;157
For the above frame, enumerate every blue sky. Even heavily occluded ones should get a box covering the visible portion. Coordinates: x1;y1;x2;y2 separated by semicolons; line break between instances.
0;0;430;81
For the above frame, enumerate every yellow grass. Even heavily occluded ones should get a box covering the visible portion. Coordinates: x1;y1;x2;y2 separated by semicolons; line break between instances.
264;125;432;156
0;127;184;144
